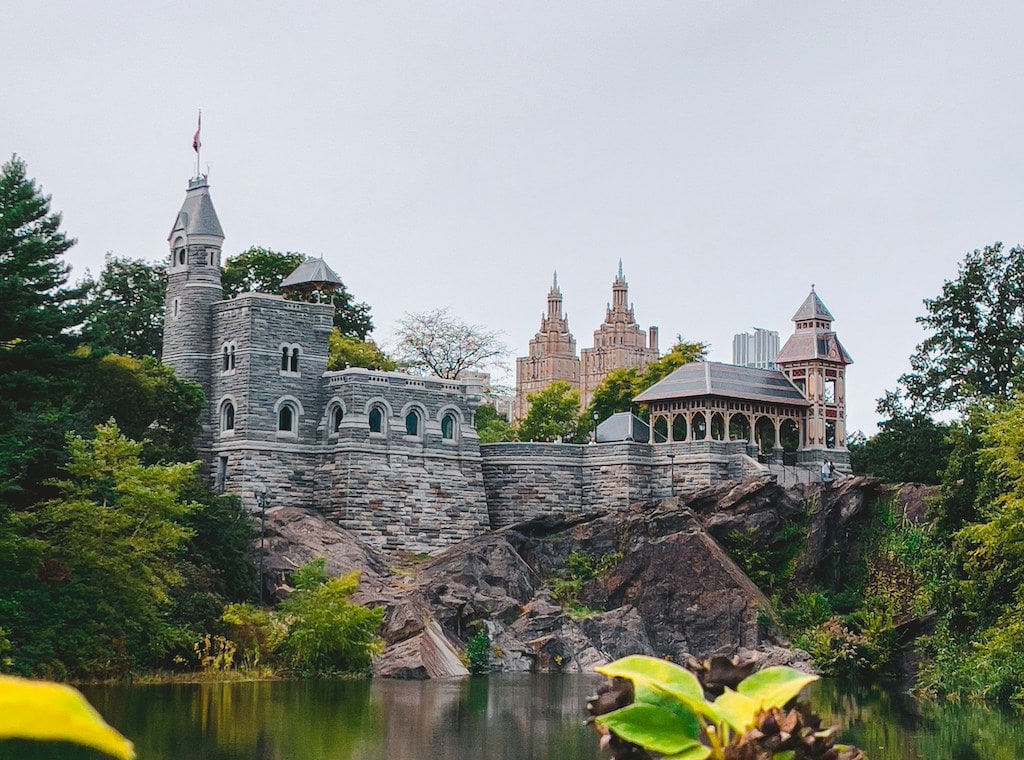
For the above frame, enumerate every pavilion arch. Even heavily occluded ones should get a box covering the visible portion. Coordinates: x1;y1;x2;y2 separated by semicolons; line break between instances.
710;412;726;441
653;415;668;442
671;414;688;442
691;411;707;440
780;419;801;452
729;413;751;443
755;416;776;454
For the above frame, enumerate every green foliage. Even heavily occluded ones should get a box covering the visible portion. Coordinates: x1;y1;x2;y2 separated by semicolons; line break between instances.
593;655;826;760
550;550;621;607
723;522;804;595
223;246;374;339
327;328;396;371
79;255;166;359
278;562;385;676
517;381;585;442
466;629;491;675
75;354;203;464
4;422;199;676
474;404;515;443
850;391;951;484
219;603;284;670
901;242;1024;412
588;339;707;423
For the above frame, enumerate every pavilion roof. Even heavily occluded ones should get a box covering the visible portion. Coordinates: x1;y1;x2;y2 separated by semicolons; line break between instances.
634;361;810;406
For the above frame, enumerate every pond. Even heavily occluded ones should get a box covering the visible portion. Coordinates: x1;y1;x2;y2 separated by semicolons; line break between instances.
6;674;1024;759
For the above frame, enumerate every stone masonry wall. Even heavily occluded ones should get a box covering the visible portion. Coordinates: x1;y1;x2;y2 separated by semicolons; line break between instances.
481;440;752;528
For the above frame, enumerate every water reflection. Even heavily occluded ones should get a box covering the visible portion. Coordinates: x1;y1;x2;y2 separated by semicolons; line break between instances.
6;675;1024;759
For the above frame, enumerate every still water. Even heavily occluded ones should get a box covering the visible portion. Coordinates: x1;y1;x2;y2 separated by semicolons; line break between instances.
6;675;1024;759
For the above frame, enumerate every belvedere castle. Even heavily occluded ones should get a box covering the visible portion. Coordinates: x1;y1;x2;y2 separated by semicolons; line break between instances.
163;175;852;555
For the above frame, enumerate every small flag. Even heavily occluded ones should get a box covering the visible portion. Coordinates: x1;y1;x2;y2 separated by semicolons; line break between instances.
192;111;201;153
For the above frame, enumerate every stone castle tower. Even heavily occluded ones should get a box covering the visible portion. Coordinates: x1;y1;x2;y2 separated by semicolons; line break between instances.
514;273;580;419
578;262;659;410
775;287;853;452
160;173;490;554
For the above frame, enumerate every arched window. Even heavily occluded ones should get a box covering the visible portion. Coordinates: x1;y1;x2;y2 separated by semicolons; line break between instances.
278;404;295;433
281;347;290;371
223;346;230;371
369;406;385;434
229;344;236;369
172;298;180;319
441;413;457;441
177;248;186;266
406;410;420;437
290;347;299;373
331;405;344;433
221;401;235;432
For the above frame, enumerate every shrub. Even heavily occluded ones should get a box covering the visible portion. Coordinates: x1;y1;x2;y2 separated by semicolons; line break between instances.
466;630;491;675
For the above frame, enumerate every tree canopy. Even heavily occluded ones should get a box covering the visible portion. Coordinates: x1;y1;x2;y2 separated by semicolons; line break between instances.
901;243;1024;412
393;307;508;379
79;255;166;359
517;381;586;443
223;246;374;339
588;338;707;423
327;329;396;372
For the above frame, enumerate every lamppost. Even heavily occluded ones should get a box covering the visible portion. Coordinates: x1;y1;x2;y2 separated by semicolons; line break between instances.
667;452;676;498
592;410;599;443
255;485;269;605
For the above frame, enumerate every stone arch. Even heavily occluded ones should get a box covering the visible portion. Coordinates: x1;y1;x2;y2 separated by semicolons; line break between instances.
273;395;303;436
219;395;237;434
402;402;427;438
325;397;346;435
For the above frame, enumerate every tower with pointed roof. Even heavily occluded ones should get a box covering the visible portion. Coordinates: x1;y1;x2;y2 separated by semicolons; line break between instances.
775;287;853;456
578;262;660;410
163;174;225;446
514;272;580;419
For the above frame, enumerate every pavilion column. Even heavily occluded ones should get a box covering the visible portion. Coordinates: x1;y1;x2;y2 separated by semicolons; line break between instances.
774;417;781;449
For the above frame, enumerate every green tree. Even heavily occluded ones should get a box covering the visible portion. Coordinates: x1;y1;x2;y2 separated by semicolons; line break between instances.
223;246;374;339
849;391;951;484
0;155;89;507
75;354;203;464
278;559;385;675
7;422;199;676
517;381;585;443
327;329;396;371
901;243;1024;412
474;404;515;443
79;255;166;359
588;339;707;423
393;308;508;379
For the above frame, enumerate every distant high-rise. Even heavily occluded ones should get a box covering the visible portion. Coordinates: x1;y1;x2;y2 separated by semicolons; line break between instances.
732;328;780;370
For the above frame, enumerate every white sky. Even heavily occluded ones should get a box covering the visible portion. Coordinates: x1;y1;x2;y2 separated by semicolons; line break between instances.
5;1;1024;434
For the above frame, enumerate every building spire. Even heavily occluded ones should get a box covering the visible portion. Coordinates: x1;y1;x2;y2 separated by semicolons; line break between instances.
617;258;624;280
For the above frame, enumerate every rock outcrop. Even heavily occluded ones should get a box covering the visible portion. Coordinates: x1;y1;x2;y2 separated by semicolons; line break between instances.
257;476;924;679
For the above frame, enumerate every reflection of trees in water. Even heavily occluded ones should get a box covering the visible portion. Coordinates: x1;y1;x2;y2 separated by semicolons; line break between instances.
810;679;1024;760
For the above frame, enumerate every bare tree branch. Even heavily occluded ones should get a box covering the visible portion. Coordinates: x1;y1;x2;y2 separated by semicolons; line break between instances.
393;308;508;379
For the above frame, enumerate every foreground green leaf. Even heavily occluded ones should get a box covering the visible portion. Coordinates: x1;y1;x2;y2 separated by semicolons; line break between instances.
596;703;706;756
712;688;760;733
737;666;818;710
0;675;135;759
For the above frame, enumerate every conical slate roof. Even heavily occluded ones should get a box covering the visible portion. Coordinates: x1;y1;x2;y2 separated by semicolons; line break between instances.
791;287;834;322
168;178;224;241
280;257;344;290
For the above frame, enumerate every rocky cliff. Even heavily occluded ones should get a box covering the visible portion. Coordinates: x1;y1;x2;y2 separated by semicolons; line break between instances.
259;475;926;678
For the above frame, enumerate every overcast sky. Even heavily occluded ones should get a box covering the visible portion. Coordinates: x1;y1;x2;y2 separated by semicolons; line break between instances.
5;1;1024;433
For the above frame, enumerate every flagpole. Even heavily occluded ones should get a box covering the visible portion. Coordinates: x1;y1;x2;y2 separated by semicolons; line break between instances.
195;109;202;179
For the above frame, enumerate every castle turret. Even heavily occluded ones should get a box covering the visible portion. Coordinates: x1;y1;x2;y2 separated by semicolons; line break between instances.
162;175;224;394
776;287;853;455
